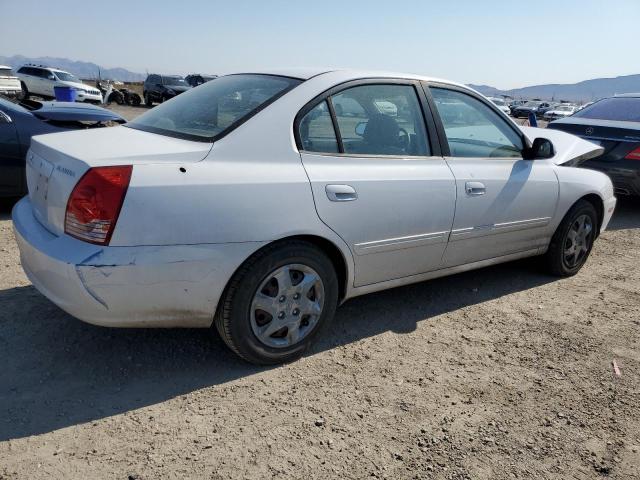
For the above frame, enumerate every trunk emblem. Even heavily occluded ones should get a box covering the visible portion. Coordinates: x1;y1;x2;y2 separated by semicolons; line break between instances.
585;127;594;135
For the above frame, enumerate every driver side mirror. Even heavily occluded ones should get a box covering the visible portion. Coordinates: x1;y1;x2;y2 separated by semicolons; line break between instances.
355;121;367;137
523;137;555;160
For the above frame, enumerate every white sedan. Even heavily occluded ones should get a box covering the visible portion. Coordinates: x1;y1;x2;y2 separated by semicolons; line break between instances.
13;69;616;364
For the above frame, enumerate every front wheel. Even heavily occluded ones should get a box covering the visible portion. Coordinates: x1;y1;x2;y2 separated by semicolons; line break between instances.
544;200;598;276
144;92;152;107
215;241;338;365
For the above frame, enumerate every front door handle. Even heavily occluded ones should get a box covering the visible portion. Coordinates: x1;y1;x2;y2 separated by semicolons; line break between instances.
465;181;486;196
326;184;358;202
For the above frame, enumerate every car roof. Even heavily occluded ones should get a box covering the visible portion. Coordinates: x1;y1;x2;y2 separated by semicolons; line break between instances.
613;93;640;98
232;68;471;89
0;65;12;69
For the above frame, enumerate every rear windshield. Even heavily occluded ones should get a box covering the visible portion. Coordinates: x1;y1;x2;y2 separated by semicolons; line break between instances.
573;97;640;122
0;68;13;76
127;74;302;141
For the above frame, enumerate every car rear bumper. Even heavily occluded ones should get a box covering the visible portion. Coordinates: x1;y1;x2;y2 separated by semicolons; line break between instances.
582;159;640;196
12;197;265;328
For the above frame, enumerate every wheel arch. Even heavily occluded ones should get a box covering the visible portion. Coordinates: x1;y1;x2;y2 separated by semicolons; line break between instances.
211;233;352;327
578;193;605;237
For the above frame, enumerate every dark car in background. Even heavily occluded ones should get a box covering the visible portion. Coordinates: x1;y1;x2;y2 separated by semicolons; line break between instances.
0;97;125;197
143;74;191;106
548;94;640;196
185;74;217;87
512;101;555;118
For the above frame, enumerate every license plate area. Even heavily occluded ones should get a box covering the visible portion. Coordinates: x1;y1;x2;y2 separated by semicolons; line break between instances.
26;152;54;223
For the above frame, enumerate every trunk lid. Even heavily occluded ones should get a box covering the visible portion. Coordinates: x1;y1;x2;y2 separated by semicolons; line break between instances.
547;117;640;161
27;126;212;236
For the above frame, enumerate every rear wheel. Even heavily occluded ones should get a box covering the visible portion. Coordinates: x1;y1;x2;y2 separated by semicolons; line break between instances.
215;241;338;365
544;200;597;276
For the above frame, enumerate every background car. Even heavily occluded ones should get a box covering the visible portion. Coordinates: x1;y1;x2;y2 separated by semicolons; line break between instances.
543;104;577;121
143;74;191;106
185;74;217;87
548;93;640;196
509;99;527;114
487;96;511;115
512;101;554;118
16;65;102;103
0;97;124;197
0;65;21;98
12;70;614;365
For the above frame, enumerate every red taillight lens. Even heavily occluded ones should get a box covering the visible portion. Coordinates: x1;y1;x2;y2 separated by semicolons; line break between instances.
65;165;132;245
625;146;640;160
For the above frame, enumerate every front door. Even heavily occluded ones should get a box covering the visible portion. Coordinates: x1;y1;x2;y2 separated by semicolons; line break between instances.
427;86;559;266
298;82;457;287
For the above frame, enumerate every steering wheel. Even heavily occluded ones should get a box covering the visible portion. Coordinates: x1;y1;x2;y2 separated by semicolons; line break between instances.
398;127;410;151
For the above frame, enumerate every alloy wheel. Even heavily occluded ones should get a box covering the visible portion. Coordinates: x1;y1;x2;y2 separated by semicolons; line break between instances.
563;214;593;269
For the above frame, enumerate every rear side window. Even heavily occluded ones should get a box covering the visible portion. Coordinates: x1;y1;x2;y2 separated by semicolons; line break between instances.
298;83;431;157
430;88;523;158
128;74;301;141
573;97;640;122
299;101;339;153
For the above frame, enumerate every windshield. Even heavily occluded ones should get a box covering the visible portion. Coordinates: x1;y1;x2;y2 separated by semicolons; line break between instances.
162;76;188;86
573;97;640;122
54;71;80;82
128;74;301;141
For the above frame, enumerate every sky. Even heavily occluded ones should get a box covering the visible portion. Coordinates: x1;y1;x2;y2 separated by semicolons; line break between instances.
1;0;638;90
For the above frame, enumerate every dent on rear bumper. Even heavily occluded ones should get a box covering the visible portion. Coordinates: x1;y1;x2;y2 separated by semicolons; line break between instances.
12;197;265;328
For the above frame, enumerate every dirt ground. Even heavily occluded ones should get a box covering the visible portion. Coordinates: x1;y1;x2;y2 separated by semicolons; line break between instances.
1;191;639;479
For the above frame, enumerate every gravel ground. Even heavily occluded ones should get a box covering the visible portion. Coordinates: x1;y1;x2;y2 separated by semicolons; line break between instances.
1;194;639;479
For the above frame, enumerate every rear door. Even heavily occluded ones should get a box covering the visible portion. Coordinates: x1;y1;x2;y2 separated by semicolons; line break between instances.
298;80;456;287
425;84;559;266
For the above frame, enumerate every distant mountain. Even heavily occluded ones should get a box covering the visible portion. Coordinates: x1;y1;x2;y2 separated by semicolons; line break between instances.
0;54;145;82
468;74;640;102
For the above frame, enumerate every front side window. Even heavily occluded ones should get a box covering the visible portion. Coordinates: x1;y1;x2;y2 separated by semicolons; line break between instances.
431;88;523;158
128;74;301;141
331;84;430;156
299;101;339;153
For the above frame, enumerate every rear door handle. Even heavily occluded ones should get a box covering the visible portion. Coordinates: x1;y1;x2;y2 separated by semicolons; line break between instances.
325;184;358;202
465;181;486;196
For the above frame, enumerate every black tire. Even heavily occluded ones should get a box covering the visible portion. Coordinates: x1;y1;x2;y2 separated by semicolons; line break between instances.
108;91;124;105
131;94;141;107
544;199;598;277
144;92;152;107
214;241;339;365
20;82;29;100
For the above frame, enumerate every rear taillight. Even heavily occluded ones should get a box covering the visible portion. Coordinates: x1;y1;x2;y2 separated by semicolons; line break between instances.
625;146;640;160
65;165;132;245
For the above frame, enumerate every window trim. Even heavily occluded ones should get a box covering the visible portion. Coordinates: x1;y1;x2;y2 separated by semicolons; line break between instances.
422;81;528;159
294;78;443;158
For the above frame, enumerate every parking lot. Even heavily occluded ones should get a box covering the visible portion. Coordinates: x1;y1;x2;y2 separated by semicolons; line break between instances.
1;184;639;479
